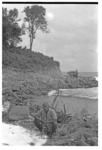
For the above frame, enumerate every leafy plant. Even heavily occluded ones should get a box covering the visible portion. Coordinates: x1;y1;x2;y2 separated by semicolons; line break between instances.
2;8;22;48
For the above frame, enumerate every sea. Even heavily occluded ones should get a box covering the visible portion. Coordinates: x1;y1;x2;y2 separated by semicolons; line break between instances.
48;87;98;100
48;75;98;117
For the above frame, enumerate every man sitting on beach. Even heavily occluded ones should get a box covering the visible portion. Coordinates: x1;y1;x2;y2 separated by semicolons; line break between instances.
33;102;57;137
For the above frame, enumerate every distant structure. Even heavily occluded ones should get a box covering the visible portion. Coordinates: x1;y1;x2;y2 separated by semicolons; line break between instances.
67;70;78;78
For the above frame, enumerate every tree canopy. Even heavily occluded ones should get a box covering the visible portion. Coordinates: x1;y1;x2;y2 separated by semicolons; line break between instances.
24;5;48;51
2;8;22;48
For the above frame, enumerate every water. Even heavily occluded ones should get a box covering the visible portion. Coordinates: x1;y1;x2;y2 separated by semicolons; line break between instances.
48;87;98;99
47;87;98;117
79;72;98;77
30;86;98;118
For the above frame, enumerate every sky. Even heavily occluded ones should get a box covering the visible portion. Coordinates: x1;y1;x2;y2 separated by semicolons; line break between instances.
3;4;98;72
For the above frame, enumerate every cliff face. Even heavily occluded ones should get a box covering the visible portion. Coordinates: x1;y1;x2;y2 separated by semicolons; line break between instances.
2;47;98;100
2;47;61;75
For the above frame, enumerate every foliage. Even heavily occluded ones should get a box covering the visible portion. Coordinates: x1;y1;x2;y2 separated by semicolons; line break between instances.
3;47;60;74
2;8;22;48
65;75;98;88
67;70;78;78
23;5;48;51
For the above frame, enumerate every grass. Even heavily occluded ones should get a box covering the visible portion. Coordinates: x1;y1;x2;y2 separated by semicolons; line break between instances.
3;47;60;74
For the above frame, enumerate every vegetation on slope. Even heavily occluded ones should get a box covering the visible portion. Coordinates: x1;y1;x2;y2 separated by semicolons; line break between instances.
3;47;60;74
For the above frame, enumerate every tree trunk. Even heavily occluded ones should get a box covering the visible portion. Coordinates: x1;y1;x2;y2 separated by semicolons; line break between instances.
30;37;33;51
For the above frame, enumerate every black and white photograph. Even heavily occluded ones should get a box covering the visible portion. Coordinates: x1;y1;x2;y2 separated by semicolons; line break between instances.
2;1;98;146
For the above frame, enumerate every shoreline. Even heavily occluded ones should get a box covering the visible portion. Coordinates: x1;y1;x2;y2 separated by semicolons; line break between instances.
48;87;98;99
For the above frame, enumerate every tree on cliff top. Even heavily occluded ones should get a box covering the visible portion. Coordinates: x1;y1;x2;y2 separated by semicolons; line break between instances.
2;8;22;48
24;5;48;51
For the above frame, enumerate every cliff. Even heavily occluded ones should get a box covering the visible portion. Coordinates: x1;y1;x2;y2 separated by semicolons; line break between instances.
2;46;98;103
2;47;61;75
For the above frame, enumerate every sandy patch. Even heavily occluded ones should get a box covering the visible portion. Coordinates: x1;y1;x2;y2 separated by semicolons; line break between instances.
2;123;47;146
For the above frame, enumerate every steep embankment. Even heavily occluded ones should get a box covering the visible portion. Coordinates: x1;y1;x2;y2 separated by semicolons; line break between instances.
2;47;98;105
3;47;61;75
2;47;64;105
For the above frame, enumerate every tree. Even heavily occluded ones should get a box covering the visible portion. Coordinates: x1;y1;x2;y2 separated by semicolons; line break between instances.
67;70;78;78
2;8;22;48
23;5;48;51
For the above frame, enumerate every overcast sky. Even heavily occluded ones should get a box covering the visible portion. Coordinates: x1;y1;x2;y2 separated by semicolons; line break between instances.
3;4;98;72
